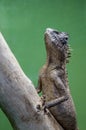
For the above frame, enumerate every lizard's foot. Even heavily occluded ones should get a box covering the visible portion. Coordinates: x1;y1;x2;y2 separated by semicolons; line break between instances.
36;95;49;114
43;104;49;114
41;95;49;114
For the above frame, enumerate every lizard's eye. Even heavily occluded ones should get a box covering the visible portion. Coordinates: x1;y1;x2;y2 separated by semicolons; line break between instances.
65;37;68;41
60;37;68;45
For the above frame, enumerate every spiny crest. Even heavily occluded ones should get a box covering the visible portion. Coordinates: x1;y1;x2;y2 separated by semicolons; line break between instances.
65;44;72;63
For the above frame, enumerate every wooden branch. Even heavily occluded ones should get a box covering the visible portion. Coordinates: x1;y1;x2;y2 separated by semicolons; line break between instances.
0;33;63;130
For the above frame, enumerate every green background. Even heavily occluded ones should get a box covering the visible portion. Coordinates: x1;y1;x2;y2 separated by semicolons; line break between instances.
0;0;85;130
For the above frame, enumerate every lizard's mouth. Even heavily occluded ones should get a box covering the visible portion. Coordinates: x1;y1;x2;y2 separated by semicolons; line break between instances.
45;28;68;48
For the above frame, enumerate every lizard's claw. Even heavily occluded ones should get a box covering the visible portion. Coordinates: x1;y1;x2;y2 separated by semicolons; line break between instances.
41;95;48;113
43;104;49;113
41;95;46;106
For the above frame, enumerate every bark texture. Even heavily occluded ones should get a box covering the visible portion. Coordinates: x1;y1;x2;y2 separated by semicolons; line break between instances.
0;33;63;130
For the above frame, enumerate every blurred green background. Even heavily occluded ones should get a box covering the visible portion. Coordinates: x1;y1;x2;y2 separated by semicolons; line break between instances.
0;0;85;130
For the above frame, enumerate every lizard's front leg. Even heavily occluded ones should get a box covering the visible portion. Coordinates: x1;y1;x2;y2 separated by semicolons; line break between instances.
44;76;69;110
44;96;68;110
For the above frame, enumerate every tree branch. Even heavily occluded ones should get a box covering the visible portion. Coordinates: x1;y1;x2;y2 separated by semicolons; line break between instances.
0;33;63;130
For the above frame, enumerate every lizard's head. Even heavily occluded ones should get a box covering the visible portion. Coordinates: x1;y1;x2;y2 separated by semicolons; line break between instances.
44;28;71;64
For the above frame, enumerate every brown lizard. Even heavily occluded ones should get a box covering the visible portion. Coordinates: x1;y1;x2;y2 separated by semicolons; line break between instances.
36;28;78;130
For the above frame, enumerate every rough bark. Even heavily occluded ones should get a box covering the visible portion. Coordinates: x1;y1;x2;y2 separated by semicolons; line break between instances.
0;32;63;130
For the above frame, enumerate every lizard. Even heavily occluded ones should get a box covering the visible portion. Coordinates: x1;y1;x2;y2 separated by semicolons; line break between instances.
36;28;78;130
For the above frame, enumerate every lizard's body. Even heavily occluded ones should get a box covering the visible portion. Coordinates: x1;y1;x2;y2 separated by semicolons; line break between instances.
37;28;78;130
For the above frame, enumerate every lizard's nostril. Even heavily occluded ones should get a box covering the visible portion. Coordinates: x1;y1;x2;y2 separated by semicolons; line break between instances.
46;28;53;32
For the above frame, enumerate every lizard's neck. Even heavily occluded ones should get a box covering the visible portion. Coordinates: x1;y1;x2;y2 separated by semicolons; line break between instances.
45;50;69;88
46;50;66;70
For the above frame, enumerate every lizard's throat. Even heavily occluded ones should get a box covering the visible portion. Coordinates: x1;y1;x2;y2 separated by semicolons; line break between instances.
46;51;66;68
